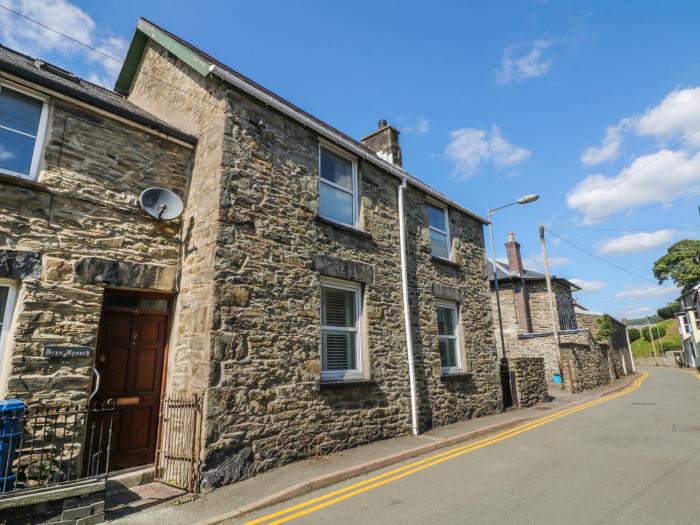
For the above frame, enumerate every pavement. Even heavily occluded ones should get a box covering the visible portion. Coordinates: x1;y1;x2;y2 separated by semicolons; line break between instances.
107;371;649;524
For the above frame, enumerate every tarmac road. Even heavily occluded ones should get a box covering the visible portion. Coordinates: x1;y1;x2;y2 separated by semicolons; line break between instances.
231;367;700;525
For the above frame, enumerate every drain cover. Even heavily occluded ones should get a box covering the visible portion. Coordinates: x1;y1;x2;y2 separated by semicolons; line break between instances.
631;402;657;405
673;425;700;433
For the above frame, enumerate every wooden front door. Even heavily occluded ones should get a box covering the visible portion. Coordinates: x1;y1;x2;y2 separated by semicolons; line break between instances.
93;293;170;470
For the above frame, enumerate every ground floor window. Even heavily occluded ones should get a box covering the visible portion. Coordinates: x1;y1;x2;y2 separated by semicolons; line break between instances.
0;281;17;396
320;280;363;381
437;302;461;373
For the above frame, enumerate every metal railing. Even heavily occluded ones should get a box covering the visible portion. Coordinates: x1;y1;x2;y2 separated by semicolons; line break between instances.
0;400;114;495
155;393;202;493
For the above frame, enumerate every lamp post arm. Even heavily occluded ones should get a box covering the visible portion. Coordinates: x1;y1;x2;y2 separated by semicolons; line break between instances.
488;201;519;216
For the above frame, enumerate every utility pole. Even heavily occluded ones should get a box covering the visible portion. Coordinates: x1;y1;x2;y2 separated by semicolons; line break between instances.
539;225;564;386
646;316;659;366
654;324;665;354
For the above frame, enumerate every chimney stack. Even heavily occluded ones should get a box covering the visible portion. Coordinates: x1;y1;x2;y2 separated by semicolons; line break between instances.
505;232;525;276
361;120;403;167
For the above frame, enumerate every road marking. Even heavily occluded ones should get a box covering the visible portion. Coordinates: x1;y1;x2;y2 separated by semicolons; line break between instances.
238;372;648;525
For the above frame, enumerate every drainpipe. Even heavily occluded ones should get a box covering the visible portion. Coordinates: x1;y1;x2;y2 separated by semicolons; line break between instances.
398;178;419;436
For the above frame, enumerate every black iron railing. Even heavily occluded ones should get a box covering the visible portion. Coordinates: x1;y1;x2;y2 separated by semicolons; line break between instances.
0;400;114;495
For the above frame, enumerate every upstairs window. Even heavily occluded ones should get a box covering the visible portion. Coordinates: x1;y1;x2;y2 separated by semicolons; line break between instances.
319;146;357;227
437;303;461;373
0;85;48;180
320;280;363;381
428;204;450;259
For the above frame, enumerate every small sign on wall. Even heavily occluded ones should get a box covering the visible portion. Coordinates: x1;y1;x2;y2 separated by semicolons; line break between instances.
43;345;92;358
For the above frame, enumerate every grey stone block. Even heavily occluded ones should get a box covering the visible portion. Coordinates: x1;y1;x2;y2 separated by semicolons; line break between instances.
62;505;92;520
75;512;105;525
311;254;374;283
90;501;105;514
0;249;41;279
432;283;463;302
62;497;79;510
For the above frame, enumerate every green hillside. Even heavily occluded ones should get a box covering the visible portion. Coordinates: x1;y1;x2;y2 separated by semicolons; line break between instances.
630;318;682;357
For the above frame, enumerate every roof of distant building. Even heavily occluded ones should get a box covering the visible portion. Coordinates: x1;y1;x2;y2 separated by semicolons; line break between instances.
486;258;581;291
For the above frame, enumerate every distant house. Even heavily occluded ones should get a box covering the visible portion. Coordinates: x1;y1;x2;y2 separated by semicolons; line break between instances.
677;285;700;368
574;302;635;375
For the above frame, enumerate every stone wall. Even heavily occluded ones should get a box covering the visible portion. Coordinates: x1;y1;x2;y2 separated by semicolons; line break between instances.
559;330;613;393
634;355;678;367
513;334;560;381
1;95;192;404
510;357;548;407
575;311;632;377
129;39;502;490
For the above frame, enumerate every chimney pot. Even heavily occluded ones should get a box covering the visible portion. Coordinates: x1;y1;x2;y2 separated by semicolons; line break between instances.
378;119;388;128
508;232;515;243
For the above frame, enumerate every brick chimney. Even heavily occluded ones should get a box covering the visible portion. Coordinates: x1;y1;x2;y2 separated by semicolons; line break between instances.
505;232;532;333
505;232;524;277
361;120;403;167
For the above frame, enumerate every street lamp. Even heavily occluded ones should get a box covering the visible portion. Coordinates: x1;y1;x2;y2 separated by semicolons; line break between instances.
487;194;539;409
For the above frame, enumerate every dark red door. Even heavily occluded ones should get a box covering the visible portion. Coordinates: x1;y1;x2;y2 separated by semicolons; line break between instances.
93;304;168;470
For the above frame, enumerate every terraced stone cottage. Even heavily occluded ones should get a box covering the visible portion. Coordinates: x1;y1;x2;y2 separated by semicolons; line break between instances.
0;18;504;491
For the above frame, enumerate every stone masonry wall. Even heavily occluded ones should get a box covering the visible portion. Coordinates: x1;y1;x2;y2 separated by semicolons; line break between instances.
575;312;631;377
513;334;560;381
129;40;502;489
1;94;192;404
559;330;612;393
510;357;548;407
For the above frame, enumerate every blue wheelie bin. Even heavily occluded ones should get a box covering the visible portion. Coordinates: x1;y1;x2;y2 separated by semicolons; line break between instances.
0;399;25;492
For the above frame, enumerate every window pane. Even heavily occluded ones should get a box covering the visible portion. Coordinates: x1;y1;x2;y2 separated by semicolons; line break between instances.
0;128;36;176
0;88;43;136
430;230;449;259
322;287;355;328
437;306;456;336
320;183;354;225
320;149;353;190
428;205;447;231
0;287;8;332
322;330;357;371
439;338;457;368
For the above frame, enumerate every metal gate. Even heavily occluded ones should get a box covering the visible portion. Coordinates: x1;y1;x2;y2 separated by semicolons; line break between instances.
155;393;202;492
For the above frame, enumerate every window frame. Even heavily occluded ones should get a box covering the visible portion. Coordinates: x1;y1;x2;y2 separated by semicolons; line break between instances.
0;280;18;398
436;301;462;375
427;203;451;261
0;81;49;181
318;142;359;228
319;278;363;382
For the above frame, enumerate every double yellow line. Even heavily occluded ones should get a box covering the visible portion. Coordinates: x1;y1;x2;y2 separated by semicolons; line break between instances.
239;372;648;525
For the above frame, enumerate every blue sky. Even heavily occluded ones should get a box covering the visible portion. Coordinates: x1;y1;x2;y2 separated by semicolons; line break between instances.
1;0;699;319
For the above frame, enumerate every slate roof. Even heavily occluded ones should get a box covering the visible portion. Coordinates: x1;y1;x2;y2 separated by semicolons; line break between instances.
486;259;581;291
0;44;196;145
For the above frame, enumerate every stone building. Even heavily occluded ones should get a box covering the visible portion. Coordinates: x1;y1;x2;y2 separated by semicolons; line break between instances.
488;232;580;380
574;302;635;376
0;44;196;473
0;18;503;490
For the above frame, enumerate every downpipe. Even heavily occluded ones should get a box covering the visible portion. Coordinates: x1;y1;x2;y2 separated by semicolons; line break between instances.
398;178;419;436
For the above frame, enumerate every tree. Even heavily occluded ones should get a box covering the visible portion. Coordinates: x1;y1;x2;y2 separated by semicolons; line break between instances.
595;314;615;343
657;300;681;319
653;239;700;289
628;328;641;342
642;324;666;342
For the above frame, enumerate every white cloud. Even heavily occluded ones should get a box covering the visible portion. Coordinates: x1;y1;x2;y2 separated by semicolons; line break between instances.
400;117;429;135
615;284;679;301
0;146;14;161
566;148;700;223
596;229;676;255
496;40;553;86
570;278;607;293
445;125;530;179
0;0;127;87
581;118;635;166
622;306;653;317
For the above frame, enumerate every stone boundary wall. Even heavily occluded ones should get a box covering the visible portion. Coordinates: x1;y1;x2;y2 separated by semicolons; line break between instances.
0;481;105;525
634;356;678;367
559;330;612;393
510;357;548;407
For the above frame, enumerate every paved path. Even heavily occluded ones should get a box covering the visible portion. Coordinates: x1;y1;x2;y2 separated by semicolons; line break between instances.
230;368;700;525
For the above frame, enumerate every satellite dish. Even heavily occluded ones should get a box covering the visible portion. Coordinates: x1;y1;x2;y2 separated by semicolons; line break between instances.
139;188;184;220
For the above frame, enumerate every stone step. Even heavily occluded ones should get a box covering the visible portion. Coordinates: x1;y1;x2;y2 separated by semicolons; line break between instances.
106;465;155;491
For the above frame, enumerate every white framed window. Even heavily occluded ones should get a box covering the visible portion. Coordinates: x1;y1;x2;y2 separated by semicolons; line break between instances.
319;144;358;227
320;279;363;381
0;83;48;181
428;204;450;260
437;302;461;374
0;281;18;394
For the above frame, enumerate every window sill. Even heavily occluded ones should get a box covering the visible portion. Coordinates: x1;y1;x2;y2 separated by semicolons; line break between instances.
440;371;472;381
314;215;373;240
431;256;460;269
319;379;376;390
0;172;52;193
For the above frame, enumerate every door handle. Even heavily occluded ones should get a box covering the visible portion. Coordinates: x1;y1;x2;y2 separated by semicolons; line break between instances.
89;367;101;402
